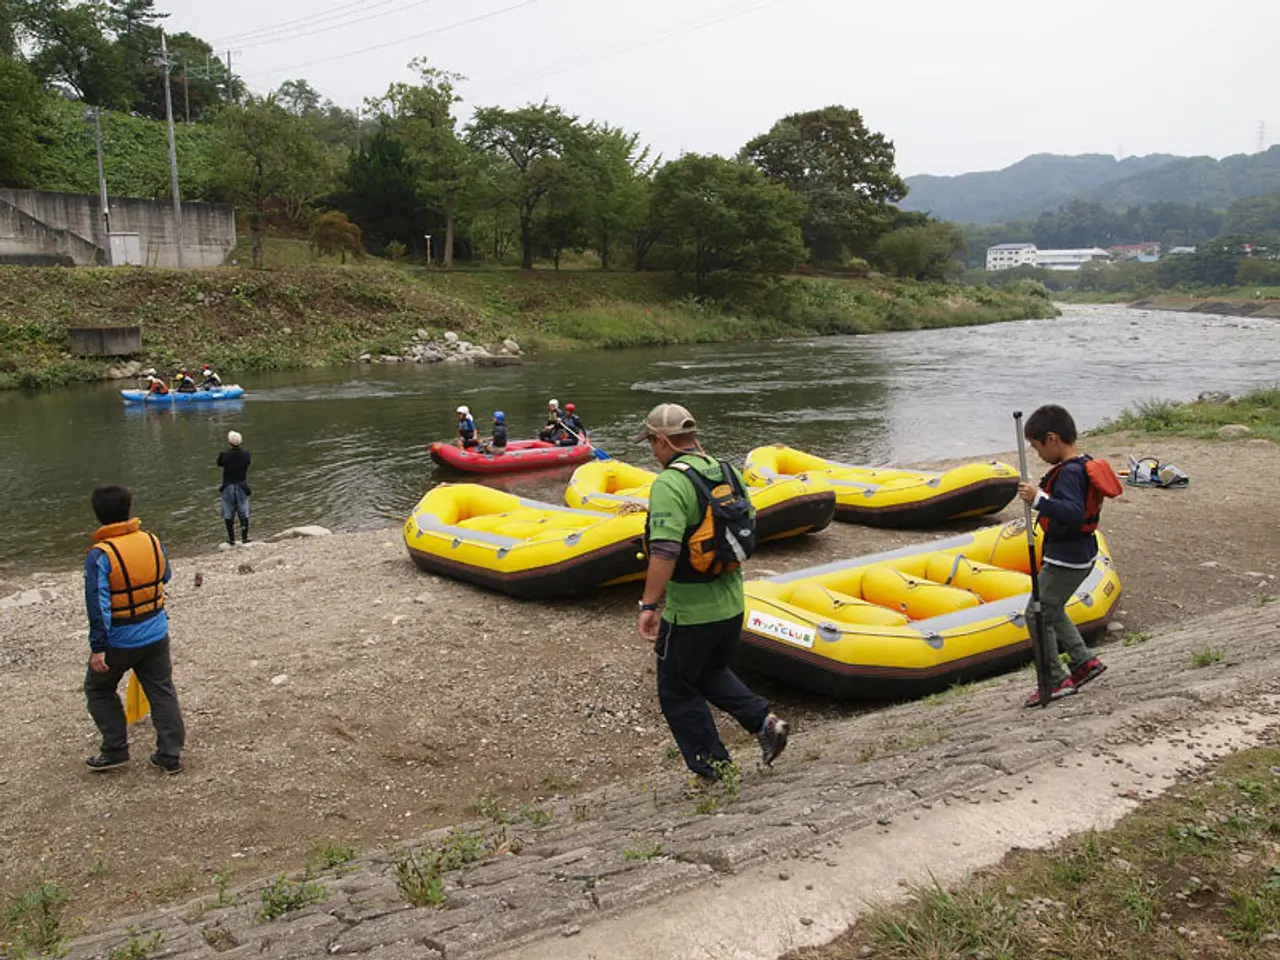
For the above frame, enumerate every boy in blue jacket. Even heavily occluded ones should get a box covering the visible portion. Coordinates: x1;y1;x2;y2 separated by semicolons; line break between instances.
1017;405;1109;707
83;485;186;773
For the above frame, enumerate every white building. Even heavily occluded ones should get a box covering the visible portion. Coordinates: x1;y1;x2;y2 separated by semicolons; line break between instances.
1035;248;1113;271
986;243;1038;271
1168;245;1197;255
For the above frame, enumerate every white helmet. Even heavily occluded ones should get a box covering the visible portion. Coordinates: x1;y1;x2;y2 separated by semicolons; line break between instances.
548;398;559;408
456;405;470;415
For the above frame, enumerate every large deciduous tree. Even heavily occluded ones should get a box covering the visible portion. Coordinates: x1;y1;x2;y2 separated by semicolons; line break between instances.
578;123;654;271
467;102;580;270
648;153;806;294
25;0;129;107
366;60;471;268
217;96;327;268
742;105;906;263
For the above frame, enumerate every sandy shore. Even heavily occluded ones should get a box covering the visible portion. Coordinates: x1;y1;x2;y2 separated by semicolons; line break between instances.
1;435;1277;931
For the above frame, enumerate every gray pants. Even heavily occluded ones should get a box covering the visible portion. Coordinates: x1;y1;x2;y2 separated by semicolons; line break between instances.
1027;563;1095;684
221;483;250;520
84;637;186;763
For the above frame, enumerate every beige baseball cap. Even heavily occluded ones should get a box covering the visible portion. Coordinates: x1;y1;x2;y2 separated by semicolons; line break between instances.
632;403;698;442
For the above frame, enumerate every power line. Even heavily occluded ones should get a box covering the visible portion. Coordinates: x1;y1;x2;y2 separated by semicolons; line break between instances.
248;0;539;77
208;0;396;47
234;0;439;52
466;0;783;101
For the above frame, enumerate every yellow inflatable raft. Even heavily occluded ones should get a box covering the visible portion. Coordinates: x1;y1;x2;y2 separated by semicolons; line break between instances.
744;444;1020;528
403;484;647;599
737;521;1120;699
564;459;836;542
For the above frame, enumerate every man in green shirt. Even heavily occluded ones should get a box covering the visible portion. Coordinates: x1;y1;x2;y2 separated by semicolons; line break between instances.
634;402;790;781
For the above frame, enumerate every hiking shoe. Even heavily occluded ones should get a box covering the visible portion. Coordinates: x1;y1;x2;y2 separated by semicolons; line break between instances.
150;752;182;775
1070;658;1108;689
85;753;129;772
757;714;790;766
1023;677;1077;708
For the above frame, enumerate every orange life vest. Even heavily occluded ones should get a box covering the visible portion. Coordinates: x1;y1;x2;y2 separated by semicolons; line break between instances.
1039;456;1122;535
90;520;167;624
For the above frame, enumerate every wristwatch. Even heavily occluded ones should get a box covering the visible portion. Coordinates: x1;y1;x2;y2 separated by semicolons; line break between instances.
638;601;661;612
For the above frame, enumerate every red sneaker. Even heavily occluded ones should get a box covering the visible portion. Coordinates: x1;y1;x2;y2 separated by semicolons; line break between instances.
1070;658;1107;689
1024;677;1077;708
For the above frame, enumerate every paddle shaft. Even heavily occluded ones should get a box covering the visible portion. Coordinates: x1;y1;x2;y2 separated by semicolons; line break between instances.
562;424;610;461
1014;411;1053;710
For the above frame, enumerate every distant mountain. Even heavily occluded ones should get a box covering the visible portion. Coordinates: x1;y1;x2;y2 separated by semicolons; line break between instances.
1083;147;1280;212
901;153;1180;224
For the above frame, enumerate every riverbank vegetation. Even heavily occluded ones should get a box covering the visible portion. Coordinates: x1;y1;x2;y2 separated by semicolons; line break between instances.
0;261;1055;389
0;2;1066;389
1092;386;1280;443
791;743;1280;960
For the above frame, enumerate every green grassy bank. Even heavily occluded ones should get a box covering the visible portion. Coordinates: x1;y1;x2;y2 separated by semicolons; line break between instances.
1092;386;1280;443
0;257;1057;390
791;743;1280;960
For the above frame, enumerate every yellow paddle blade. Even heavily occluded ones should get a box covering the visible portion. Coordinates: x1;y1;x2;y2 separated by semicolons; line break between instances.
125;672;151;725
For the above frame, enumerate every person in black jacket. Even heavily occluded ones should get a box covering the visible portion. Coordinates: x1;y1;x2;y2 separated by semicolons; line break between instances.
217;431;251;545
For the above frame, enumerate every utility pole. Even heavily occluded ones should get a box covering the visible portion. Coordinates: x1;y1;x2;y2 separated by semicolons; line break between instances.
90;107;112;265
160;30;185;268
1259;122;1269;154
183;56;190;123
226;50;235;102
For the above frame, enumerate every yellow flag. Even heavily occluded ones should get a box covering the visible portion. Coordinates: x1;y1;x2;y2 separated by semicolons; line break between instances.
125;672;151;725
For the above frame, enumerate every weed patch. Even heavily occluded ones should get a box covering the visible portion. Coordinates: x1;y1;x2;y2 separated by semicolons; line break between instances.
257;872;326;921
107;927;163;960
1192;647;1225;668
623;843;665;861
306;841;355;871
1;880;68;957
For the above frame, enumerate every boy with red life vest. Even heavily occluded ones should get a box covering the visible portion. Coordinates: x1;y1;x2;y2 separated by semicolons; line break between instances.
1017;405;1122;706
83;485;186;774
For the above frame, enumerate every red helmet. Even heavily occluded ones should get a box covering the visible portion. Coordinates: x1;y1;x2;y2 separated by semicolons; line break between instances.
565;403;576;413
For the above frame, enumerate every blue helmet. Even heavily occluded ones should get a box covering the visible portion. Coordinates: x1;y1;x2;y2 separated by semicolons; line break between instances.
493;410;505;422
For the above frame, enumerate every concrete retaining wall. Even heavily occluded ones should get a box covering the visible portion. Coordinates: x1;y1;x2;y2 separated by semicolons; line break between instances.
68;327;143;357
0;189;235;268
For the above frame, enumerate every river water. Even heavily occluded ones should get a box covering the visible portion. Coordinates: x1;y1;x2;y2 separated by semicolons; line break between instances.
2;304;1277;572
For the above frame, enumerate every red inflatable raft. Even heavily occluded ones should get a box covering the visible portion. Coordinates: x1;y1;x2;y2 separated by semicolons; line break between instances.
429;439;595;474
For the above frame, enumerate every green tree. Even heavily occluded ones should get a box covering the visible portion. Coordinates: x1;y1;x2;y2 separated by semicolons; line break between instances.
104;0;164;114
338;126;428;255
648;153;806;293
467;102;581;270
1224;191;1280;237
310;210;364;263
25;0;129;107
366;60;472;268
741;105;906;263
218;96;327;268
872;221;966;281
577;123;654;270
0;56;46;187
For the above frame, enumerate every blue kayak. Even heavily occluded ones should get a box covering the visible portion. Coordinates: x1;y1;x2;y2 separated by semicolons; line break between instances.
121;386;245;404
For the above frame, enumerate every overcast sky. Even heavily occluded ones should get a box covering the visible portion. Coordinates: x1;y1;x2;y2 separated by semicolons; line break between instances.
160;0;1277;177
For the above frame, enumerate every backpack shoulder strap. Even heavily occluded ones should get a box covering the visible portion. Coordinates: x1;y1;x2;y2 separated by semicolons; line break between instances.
668;458;713;498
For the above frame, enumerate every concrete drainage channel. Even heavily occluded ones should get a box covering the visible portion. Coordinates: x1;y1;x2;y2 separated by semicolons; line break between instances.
56;603;1280;960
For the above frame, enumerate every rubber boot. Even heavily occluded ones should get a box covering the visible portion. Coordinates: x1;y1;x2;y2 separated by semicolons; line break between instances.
225;519;236;545
240;519;250;543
